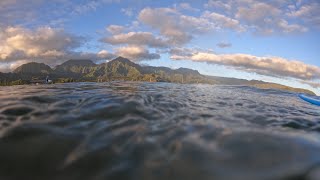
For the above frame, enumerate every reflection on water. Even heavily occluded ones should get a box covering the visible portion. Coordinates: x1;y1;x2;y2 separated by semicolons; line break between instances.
0;82;320;180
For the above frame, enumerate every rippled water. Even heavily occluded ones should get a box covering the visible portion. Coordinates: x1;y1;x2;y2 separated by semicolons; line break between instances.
0;82;320;180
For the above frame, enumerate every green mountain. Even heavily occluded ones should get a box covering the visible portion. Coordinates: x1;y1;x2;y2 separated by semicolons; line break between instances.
14;62;52;74
252;83;315;95
98;56;143;77
91;57;210;83
208;76;315;95
0;57;316;95
54;59;97;75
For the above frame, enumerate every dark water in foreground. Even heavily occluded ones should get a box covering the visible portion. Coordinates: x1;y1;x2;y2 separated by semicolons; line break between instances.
0;82;320;180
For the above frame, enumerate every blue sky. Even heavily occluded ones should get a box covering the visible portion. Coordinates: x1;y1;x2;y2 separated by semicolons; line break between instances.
0;0;319;94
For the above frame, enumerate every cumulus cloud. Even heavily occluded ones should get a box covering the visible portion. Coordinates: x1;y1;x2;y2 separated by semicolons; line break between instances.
277;19;308;33
104;7;227;48
102;2;316;52
138;7;192;45
138;7;246;45
177;3;199;12
0;50;116;72
205;0;232;11
203;11;245;32
0;26;115;72
71;0;121;15
205;0;312;34
115;46;160;61
287;1;320;29
235;2;281;24
170;48;320;80
102;32;170;48
0;26;85;61
121;8;134;17
0;60;30;73
235;1;306;34
107;25;125;35
97;50;116;59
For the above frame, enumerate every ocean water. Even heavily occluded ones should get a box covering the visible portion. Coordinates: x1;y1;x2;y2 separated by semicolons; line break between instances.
0;82;320;180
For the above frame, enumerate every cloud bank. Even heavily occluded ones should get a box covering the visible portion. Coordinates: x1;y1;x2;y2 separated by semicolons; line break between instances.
0;26;115;71
102;32;170;48
0;26;84;61
170;48;320;81
115;46;160;61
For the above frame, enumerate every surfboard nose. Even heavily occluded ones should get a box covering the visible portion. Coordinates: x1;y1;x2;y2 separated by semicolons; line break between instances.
299;94;320;106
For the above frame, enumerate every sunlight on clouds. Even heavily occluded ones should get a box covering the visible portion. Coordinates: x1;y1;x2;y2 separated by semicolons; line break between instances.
107;25;125;35
170;48;320;81
102;32;170;48
0;26;84;61
115;46;160;61
0;26;114;71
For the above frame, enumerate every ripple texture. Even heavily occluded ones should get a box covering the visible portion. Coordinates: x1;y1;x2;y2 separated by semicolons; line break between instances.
0;82;320;180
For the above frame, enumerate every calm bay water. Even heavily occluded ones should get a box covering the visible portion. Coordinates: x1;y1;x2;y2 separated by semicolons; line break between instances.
0;82;320;180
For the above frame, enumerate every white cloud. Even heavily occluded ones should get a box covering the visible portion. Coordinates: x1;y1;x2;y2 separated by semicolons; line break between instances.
138;7;192;45
0;60;30;73
102;32;170;48
204;0;232;13
136;3;310;47
72;1;101;15
235;2;281;24
170;48;320;80
288;3;315;17
277;19;308;33
97;50;116;59
204;0;314;35
107;25;125;35
115;46;160;61
203;11;245;32
0;26;114;72
0;26;84;61
287;2;320;29
104;7;244;50
178;3;199;12
121;8;134;17
138;7;244;45
234;1;306;34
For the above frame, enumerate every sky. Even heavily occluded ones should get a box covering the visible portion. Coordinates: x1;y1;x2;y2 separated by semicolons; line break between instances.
0;0;319;94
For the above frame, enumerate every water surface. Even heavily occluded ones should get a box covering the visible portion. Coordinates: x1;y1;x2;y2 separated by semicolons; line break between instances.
0;82;320;180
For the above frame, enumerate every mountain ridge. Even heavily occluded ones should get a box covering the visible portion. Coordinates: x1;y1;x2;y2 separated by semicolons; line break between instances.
0;57;316;95
13;62;53;74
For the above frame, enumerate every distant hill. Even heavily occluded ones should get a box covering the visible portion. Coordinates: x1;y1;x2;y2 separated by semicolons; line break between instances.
208;76;315;95
0;57;316;95
14;62;52;74
252;83;315;95
54;59;97;75
90;57;210;83
208;76;253;85
101;56;143;77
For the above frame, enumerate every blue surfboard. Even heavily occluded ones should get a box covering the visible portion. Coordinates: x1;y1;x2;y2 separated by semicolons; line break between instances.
299;94;320;106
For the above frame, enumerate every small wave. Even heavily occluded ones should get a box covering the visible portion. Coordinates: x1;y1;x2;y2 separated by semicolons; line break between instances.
0;82;319;180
